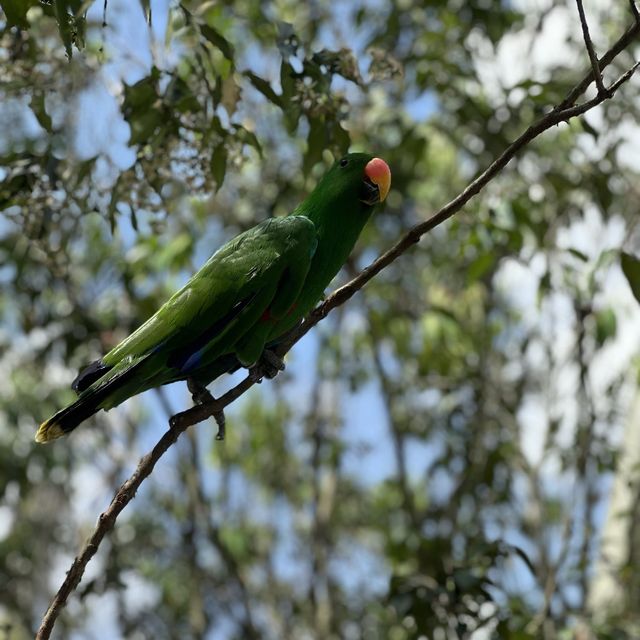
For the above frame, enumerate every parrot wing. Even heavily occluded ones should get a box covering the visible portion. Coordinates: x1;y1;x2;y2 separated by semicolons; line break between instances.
103;215;317;369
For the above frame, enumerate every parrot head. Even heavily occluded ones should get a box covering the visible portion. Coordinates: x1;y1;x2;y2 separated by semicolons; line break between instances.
307;153;391;213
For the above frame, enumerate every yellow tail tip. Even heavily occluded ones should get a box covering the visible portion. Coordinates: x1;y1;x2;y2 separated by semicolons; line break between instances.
35;421;65;444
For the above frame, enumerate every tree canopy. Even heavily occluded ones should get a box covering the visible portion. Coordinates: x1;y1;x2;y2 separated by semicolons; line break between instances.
2;1;640;638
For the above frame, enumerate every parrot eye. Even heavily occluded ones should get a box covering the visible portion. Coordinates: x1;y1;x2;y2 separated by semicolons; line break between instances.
339;158;349;168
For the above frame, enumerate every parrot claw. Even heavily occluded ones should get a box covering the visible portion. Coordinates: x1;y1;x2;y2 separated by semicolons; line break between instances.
249;350;284;382
214;411;226;441
187;378;226;440
187;378;214;405
260;349;286;378
263;349;286;372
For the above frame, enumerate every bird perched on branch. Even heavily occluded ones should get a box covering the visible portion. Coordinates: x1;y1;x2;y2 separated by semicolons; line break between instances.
36;153;391;443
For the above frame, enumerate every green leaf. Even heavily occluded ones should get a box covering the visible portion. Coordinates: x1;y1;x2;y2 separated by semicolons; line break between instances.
567;247;589;262
621;252;640;305
30;92;52;133
74;158;96;187
201;24;234;61
55;0;73;58
122;69;164;145
220;74;241;117
123;70;160;114
52;0;85;58
165;76;200;113
303;118;325;176
537;270;551;307
280;60;299;102
211;145;227;189
130;208;138;232
128;110;163;145
581;118;599;139
0;171;33;211
233;124;263;157
279;60;301;133
0;0;37;27
244;71;283;107
595;308;617;346
332;122;350;156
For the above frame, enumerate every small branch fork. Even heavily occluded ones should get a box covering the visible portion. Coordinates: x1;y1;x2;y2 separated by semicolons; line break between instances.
575;0;609;96
35;15;640;640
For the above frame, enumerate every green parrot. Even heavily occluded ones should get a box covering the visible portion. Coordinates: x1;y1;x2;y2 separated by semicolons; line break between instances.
36;153;391;443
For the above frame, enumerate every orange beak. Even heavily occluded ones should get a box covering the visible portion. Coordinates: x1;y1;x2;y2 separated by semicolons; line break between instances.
364;157;391;203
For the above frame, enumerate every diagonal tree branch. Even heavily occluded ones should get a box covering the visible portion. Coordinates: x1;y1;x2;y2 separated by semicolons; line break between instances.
34;377;255;640
35;19;640;640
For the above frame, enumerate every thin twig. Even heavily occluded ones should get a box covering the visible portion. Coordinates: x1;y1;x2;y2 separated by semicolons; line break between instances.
35;27;640;640
575;0;609;96
556;18;640;110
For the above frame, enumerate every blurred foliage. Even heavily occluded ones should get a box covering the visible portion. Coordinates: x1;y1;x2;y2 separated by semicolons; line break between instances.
1;0;640;639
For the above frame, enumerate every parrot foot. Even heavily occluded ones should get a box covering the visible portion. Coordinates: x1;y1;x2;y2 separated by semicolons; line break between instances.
213;411;226;441
187;378;226;441
249;349;285;382
187;378;214;405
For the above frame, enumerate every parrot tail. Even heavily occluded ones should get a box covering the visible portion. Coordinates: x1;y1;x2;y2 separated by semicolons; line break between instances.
35;389;107;443
35;356;148;443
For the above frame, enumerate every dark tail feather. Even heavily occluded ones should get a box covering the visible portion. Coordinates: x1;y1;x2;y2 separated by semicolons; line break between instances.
36;356;147;443
72;359;113;394
35;391;107;443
